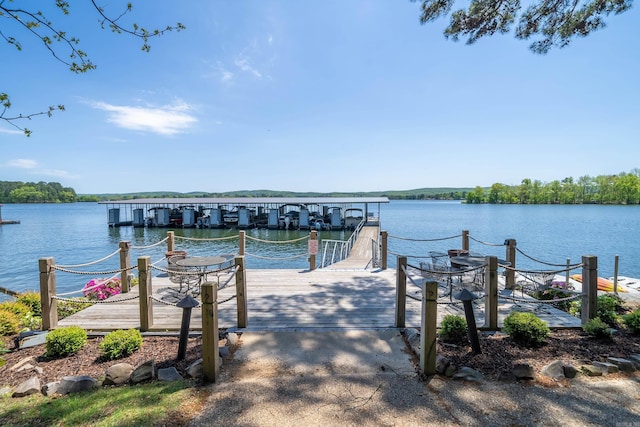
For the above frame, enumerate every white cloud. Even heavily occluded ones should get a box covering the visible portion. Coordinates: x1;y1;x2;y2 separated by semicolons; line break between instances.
7;159;38;169
90;100;198;135
0;128;23;135
235;55;263;79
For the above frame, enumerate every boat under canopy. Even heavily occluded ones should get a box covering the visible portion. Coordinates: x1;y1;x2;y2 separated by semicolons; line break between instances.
99;197;389;229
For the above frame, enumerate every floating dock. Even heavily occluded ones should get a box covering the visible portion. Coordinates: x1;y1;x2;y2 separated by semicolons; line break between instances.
99;197;388;229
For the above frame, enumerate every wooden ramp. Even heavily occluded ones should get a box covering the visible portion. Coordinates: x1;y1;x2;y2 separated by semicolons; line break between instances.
58;268;581;332
323;224;379;270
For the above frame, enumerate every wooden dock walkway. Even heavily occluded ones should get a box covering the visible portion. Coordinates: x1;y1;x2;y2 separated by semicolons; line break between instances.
57;223;581;332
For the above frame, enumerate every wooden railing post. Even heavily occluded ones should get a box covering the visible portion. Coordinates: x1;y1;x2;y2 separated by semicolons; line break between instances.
309;230;317;271
235;256;248;328
39;257;57;330
395;256;407;327
167;231;175;252
381;230;388;270
138;256;153;331
462;230;469;251
239;230;245;256
201;281;221;382
119;241;131;293
483;256;499;330
504;239;516;290
420;280;438;376
581;255;598;325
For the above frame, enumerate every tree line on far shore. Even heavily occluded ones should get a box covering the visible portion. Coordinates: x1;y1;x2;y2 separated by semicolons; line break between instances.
2;169;639;204
466;170;640;205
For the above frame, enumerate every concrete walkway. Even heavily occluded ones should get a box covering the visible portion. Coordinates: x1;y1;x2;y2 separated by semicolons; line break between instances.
188;330;640;427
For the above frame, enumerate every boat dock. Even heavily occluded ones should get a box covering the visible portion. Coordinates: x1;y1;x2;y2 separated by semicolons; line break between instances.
57;223;582;332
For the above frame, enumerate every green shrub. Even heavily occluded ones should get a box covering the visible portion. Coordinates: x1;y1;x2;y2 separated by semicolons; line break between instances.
502;312;550;347
57;298;91;319
0;308;21;336
45;326;87;357
582;317;612;339
16;291;42;316
100;328;143;360
0;338;8;368
439;315;468;343
0;301;31;318
596;294;624;327
623;309;640;335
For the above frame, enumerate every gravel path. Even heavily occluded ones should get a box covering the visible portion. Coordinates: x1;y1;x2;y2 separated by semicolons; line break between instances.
188;331;640;426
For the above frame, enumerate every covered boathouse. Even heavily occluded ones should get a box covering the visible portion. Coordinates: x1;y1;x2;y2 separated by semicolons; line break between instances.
99;197;389;230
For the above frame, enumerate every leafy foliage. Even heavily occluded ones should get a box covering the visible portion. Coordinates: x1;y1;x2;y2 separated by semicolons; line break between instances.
439;314;468;343
45;326;87;357
0;308;21;336
57;298;91;320
0;181;77;203
1;2;184;135
622;309;640;335
16;291;42;317
582;317;613;339
413;0;632;53
502;311;550;347
99;329;143;360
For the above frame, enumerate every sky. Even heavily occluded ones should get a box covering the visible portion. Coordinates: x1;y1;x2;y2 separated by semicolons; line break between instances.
1;1;639;194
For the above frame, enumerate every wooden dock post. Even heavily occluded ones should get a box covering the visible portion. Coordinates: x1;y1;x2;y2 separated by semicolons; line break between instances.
462;230;469;251
395;256;407;327
581;255;598;325
201;281;220;382
504;239;516;290
308;230;317;271
420;280;438;376
483;256;498;330
119;241;131;293
138;256;153;331
167;231;175;252
381;230;388;270
239;230;245;256
39;257;58;330
235;256;248;328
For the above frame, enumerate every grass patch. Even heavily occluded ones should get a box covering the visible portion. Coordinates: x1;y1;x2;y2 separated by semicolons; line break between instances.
0;380;204;427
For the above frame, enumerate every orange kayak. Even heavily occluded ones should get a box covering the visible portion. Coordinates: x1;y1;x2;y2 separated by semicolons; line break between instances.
570;274;627;292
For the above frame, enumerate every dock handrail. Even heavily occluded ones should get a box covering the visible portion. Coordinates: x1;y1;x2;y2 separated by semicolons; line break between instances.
319;219;366;267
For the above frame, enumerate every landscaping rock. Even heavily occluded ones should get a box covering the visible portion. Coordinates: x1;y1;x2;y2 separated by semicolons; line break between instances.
158;367;183;382
0;386;13;397
453;367;483;382
9;356;35;372
580;365;603;377
592;361;619;374
58;376;97;395
512;363;535;380
41;381;60;397
187;359;203;378
563;364;578;379
540;360;566;379
219;346;230;358
131;360;155;384
435;354;450;375
628;354;640;369
226;332;239;346
12;376;41;398
104;363;134;386
606;357;636;372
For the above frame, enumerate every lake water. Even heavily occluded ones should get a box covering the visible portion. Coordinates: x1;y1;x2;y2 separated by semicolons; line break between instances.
1;201;638;300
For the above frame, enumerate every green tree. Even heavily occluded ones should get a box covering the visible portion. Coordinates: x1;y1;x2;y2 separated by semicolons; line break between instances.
412;0;632;54
1;1;184;136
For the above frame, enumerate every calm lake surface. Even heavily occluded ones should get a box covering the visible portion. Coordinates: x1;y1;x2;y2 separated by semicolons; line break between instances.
1;201;638;299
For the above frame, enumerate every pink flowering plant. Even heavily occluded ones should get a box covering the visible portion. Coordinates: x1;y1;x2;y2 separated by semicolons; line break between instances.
82;277;122;301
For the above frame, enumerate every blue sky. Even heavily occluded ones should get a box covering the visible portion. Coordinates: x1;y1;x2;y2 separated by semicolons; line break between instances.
1;1;638;194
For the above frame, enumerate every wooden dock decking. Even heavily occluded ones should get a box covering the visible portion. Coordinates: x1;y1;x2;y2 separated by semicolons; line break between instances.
58;268;581;332
57;222;581;332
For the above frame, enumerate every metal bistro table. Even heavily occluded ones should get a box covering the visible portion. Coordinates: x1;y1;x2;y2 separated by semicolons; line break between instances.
175;256;226;295
449;255;511;290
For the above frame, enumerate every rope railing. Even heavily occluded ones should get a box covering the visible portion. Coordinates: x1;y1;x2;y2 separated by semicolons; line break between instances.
468;235;505;247
245;251;308;260
55;248;122;268
387;233;461;242
515;247;582;268
175;234;239;242
50;264;137;276
130;236;169;250
504;264;582;276
245;234;310;244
